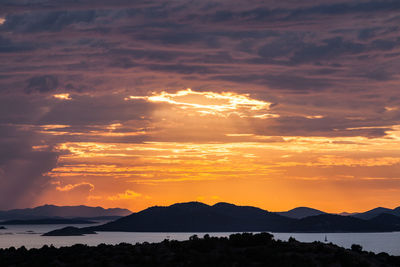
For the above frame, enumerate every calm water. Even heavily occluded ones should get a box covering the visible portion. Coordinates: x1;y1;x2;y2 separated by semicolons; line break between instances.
1;225;399;256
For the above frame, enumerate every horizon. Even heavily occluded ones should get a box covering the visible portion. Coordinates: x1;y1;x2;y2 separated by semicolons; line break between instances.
2;200;399;214
1;1;400;213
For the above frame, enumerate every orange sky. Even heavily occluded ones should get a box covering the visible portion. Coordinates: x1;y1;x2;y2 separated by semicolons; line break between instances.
32;89;400;213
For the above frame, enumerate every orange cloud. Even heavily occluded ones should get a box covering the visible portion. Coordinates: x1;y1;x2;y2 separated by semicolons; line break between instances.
53;93;72;100
56;182;94;192
126;88;276;118
107;190;142;201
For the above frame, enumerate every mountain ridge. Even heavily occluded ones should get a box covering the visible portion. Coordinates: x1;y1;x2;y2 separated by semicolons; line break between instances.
276;207;326;219
43;201;400;235
0;205;132;220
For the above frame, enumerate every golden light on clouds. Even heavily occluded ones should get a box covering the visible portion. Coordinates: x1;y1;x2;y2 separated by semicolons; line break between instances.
32;88;400;213
53;93;72;100
107;190;142;201
55;182;94;192
127;89;276;118
41;122;400;212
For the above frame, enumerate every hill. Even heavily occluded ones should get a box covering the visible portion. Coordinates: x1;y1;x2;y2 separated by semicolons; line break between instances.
44;202;400;235
368;213;400;227
287;214;390;232
352;207;394;220
92;202;293;232
0;205;132;220
276;207;326;219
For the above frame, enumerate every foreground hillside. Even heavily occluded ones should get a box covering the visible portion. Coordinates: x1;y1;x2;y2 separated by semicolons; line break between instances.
1;233;399;267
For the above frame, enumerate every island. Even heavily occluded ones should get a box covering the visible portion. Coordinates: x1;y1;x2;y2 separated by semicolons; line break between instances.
42;226;97;236
0;218;96;225
0;226;6;230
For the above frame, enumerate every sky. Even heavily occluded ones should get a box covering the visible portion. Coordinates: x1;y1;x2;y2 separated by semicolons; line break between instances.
1;0;400;213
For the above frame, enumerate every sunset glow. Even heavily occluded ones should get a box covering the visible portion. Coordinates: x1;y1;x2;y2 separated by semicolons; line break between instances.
1;0;400;214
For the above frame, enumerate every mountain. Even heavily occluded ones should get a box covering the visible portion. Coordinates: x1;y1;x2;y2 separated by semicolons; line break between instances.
90;202;293;232
368;213;400;227
0;205;132;220
287;214;394;232
44;202;400;235
338;212;357;216
276;207;326;219
0;218;96;225
353;207;397;220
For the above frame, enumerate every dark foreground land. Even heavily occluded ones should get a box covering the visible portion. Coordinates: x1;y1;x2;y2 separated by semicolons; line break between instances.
1;233;400;267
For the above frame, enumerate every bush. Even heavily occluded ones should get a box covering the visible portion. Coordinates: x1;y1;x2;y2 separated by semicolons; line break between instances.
351;244;363;253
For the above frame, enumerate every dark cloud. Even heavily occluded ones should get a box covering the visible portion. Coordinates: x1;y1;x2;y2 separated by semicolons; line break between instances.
0;36;35;53
25;75;59;93
3;10;98;33
291;37;365;64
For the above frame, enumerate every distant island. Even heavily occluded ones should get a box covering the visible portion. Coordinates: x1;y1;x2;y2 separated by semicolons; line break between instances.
0;218;96;225
43;202;400;236
0;205;132;221
2;233;400;266
42;226;97;236
0;226;6;230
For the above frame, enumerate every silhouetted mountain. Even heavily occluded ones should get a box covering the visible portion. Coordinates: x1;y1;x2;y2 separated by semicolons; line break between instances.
288;214;396;232
276;207;326;219
353;207;396;220
45;202;400;235
92;202;293;232
0;205;131;220
42;226;97;236
0;226;6;230
338;212;357;216
368;213;400;228
71;216;125;221
0;218;96;225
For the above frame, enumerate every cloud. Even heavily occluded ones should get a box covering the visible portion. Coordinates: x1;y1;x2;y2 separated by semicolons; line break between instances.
25;75;59;94
0;36;35;53
1;0;400;210
107;190;141;201
126;88;272;115
2;10;98;33
56;182;94;192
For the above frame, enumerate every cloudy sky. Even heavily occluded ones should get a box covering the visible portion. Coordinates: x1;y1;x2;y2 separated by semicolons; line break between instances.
1;0;400;212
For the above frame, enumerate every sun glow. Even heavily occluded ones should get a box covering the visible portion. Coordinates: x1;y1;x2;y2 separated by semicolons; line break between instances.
126;89;275;118
53;93;72;100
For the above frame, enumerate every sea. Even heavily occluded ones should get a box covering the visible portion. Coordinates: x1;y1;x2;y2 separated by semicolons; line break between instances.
1;224;399;256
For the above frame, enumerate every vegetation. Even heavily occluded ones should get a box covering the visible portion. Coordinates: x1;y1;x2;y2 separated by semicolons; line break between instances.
1;233;399;266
